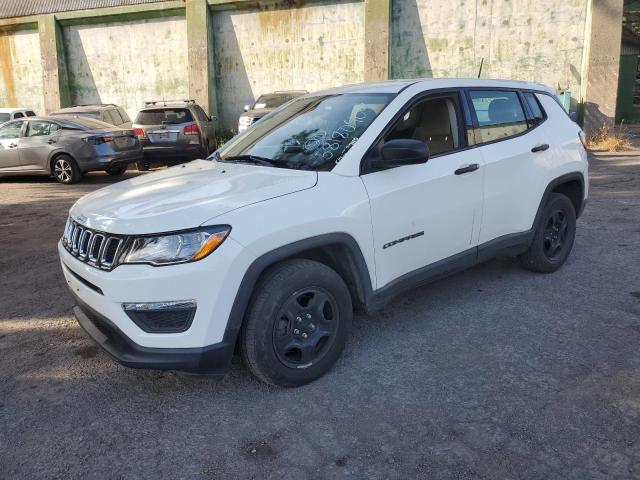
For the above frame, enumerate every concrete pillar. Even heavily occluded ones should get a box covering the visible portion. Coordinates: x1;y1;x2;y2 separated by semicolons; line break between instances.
582;0;624;134
364;0;391;81
186;0;216;118
38;15;69;113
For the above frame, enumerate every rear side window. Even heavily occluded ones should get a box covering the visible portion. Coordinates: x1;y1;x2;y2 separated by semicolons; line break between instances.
468;90;527;144
13;112;24;119
109;109;124;125
27;121;57;137
135;108;194;125
523;92;546;127
26;111;36;117
118;108;131;122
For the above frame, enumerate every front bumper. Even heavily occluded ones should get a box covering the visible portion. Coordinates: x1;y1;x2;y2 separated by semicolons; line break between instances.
72;290;234;372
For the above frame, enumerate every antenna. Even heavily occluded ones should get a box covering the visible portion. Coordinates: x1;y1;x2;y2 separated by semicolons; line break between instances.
477;58;484;78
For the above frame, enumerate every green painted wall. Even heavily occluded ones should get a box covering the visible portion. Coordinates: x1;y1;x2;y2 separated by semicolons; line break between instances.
616;54;640;123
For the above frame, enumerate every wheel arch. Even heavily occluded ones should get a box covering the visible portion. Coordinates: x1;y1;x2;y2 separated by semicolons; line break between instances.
222;233;374;349
48;151;76;174
533;172;586;230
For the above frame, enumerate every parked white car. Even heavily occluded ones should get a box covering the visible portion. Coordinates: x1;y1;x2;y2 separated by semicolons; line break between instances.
0;108;37;123
59;79;588;387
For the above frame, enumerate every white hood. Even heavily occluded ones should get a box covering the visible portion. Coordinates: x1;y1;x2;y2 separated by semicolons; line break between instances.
70;160;318;234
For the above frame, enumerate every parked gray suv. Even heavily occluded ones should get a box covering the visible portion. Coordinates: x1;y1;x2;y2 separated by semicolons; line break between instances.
51;104;132;129
132;100;216;170
0;116;142;184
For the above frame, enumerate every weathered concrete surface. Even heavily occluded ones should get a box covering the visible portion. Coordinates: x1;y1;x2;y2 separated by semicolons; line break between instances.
1;153;640;478
212;0;365;130
62;15;189;121
391;0;588;110
187;0;216;116
364;0;390;81
38;15;70;113
582;0;624;134
0;27;44;113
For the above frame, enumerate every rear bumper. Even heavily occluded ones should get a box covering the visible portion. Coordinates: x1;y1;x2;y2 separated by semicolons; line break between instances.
71;289;235;373
141;144;204;160
77;148;143;172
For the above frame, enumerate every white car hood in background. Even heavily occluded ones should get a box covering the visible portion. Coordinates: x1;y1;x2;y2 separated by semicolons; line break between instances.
70;160;318;234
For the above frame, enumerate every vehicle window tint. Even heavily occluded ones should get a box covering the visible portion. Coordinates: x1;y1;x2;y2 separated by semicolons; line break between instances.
110;109;123;125
26;111;36;117
0;121;23;139
254;94;295;109
0;113;9;123
27;121;55;137
523;92;545;127
13;112;24;119
385;95;461;156
135;108;194;125
55;117;113;130
469;90;527;143
118;108;131;122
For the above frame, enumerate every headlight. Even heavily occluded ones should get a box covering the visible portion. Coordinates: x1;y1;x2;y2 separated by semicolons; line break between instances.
122;225;231;266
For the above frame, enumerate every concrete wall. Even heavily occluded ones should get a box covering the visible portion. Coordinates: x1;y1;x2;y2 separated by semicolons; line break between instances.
0;28;45;113
391;0;589;112
212;0;366;130
62;15;189;120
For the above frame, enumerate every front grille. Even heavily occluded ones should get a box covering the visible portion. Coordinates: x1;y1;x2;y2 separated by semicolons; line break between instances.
62;217;126;271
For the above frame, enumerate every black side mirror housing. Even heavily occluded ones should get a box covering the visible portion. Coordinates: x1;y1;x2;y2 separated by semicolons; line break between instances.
372;139;430;169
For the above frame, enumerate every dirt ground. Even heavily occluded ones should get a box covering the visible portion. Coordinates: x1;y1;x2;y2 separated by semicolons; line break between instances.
1;153;640;479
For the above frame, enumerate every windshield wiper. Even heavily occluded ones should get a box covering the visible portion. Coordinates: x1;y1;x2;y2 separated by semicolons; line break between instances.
221;155;276;167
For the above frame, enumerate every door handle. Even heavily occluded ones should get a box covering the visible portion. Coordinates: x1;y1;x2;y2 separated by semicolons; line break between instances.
454;163;479;175
8;143;17;148
47;139;56;144
531;143;549;152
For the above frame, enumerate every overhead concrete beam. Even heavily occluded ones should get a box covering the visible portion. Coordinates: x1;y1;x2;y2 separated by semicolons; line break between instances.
187;0;216;118
38;15;69;113
582;0;624;134
364;0;390;81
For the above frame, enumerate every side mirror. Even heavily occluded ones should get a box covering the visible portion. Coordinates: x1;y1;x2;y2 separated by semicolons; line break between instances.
373;139;429;169
243;105;251;112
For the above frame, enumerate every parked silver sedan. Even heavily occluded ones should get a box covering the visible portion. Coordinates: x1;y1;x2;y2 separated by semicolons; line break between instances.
0;115;143;184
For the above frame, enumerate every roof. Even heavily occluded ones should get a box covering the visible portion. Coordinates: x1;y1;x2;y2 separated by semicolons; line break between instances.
0;0;168;19
314;78;555;96
0;107;34;113
52;105;115;113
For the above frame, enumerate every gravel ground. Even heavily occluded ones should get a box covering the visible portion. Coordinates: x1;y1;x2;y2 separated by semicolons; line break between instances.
1;153;639;480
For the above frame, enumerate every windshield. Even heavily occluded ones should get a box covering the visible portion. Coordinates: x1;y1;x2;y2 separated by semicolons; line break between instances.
135;108;194;125
55;117;116;130
219;93;394;171
254;94;298;109
0;113;10;123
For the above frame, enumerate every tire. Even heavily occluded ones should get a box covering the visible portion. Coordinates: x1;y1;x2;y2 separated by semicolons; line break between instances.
519;192;576;273
240;259;353;387
136;160;150;172
52;155;82;184
105;164;128;176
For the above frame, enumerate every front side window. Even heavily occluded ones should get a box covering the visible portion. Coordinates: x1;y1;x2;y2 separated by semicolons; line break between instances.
27;121;56;137
384;95;461;156
0;121;23;139
218;93;394;171
469;90;527;144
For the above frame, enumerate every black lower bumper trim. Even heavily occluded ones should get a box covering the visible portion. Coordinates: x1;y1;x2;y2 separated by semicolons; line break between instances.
71;292;234;374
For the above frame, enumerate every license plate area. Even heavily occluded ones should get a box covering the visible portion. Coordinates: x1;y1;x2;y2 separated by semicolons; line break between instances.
149;130;178;143
114;136;135;148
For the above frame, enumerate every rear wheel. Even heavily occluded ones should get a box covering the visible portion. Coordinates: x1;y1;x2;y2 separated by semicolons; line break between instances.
52;155;82;184
105;164;128;176
519;192;576;273
240;259;352;387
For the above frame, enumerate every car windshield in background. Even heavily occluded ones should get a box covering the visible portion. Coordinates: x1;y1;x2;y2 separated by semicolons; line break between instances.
56;117;116;130
52;111;101;120
0;113;10;123
219;93;395;171
254;94;296;109
135;108;194;125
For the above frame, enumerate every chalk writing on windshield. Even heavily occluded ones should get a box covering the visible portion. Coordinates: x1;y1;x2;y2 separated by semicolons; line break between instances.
304;110;371;163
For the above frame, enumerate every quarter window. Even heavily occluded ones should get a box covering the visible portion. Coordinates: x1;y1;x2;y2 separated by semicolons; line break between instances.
385;95;461;156
468;90;527;144
523;92;545;127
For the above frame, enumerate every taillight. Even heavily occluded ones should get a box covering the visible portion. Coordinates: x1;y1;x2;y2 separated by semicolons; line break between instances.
83;135;114;145
184;124;200;136
133;127;145;139
578;130;587;149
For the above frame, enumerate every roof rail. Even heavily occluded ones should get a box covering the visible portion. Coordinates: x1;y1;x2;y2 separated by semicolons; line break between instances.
74;103;118;107
273;90;308;94
144;99;196;107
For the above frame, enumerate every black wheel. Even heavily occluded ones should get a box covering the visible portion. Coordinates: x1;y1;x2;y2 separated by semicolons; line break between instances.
52;155;82;184
136;160;150;172
240;259;352;387
519;192;576;273
105;164;127;176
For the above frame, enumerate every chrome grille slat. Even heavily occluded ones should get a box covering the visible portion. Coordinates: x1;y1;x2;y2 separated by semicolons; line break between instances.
62;217;125;271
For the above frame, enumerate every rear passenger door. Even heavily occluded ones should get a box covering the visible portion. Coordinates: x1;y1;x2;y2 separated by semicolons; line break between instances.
466;89;551;244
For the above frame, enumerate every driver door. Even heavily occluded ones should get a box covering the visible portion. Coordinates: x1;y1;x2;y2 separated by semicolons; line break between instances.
0;120;25;170
360;91;484;289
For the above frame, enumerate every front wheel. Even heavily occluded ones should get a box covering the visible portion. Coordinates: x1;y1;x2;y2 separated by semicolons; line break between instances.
53;155;82;184
240;259;352;387
519;192;576;273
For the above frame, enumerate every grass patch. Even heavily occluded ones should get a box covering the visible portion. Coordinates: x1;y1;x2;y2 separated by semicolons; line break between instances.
587;124;633;152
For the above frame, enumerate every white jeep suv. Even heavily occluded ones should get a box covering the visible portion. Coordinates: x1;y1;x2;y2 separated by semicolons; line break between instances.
59;79;588;387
